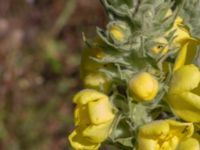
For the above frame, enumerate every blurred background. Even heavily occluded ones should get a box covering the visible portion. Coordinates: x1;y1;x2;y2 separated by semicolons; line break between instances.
0;0;109;149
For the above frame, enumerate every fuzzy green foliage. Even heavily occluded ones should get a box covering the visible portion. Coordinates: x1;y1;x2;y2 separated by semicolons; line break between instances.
79;0;200;149
179;0;200;39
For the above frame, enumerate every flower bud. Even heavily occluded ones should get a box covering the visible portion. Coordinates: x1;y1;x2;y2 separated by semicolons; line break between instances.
81;47;105;76
83;72;111;93
108;21;130;44
129;72;159;101
150;37;168;55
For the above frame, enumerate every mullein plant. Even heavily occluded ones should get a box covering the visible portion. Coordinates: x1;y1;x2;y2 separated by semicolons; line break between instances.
68;0;200;149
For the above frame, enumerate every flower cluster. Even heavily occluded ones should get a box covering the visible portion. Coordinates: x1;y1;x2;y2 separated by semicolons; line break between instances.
68;0;200;150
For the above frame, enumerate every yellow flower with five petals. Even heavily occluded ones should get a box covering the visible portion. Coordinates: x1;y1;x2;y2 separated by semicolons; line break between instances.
68;89;115;150
138;119;199;150
167;64;200;122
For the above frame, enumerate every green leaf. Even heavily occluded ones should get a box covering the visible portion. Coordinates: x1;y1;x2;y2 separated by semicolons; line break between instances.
115;137;134;148
179;0;200;38
131;103;152;127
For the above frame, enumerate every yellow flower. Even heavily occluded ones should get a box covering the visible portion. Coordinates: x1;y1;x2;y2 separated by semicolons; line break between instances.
173;40;199;72
172;16;192;46
83;72;111;93
151;13;198;56
129;72;159;101
167;64;200;122
68;89;115;150
166;10;192;46
138;119;198;150
169;12;200;71
170;12;200;72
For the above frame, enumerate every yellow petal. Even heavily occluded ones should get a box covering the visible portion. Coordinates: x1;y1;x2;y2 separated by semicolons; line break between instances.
173;41;198;71
171;16;191;46
160;136;179;150
73;89;108;105
166;120;194;138
168;65;200;122
138;138;159;150
139;120;170;138
88;97;114;125
175;16;183;25
184;40;199;64
173;25;191;45
177;138;200;150
74;105;90;126
168;92;200;122
173;43;188;72
82;120;113;143
68;129;100;150
169;65;200;94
